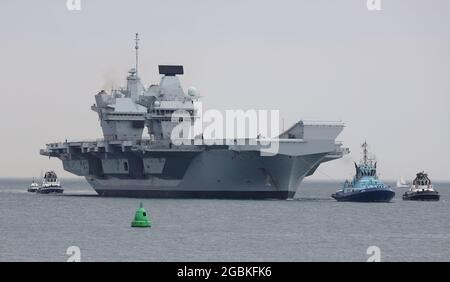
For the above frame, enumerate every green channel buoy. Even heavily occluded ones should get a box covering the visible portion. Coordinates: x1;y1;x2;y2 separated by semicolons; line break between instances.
131;202;151;228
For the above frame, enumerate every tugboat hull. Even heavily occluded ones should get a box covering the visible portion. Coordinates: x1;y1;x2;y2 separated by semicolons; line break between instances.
37;188;64;194
332;189;395;202
403;191;439;201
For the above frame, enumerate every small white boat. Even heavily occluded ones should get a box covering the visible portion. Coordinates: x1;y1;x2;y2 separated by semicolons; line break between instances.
396;176;409;188
403;172;439;201
37;171;63;194
27;179;39;192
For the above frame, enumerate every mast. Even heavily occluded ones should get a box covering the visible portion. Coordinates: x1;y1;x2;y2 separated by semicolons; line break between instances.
135;33;139;76
361;141;368;165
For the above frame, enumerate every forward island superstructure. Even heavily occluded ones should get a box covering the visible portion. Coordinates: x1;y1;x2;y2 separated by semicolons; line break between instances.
40;34;349;199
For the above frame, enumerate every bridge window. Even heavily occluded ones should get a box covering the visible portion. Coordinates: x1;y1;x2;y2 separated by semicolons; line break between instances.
123;162;129;172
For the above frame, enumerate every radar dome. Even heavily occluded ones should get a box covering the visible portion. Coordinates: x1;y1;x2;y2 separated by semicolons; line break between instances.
188;86;199;97
153;100;161;107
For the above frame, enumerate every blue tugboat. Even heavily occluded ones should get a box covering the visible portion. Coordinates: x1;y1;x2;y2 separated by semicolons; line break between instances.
332;142;395;202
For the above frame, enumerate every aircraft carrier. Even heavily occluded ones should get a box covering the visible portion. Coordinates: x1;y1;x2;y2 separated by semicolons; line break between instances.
40;34;349;199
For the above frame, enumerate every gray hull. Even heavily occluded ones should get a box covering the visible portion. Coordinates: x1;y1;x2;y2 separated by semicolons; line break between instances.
93;189;294;199
85;150;328;199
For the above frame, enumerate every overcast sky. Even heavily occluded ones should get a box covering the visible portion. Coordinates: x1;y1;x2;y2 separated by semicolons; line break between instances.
0;0;449;181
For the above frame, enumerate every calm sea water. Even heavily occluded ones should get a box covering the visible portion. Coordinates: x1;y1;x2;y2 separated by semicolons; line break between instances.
0;178;449;262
